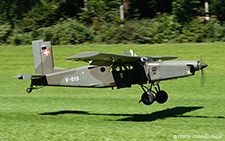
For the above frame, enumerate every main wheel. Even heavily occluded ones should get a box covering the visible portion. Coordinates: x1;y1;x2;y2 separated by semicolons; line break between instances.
141;91;155;105
155;90;168;104
26;87;32;93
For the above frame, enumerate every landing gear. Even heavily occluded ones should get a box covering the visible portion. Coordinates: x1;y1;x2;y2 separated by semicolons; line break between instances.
26;87;33;93
26;85;44;93
155;90;168;104
141;91;154;105
139;82;168;105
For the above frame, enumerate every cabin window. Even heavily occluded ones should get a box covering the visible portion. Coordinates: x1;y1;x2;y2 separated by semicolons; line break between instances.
113;64;134;72
100;67;105;72
41;45;47;50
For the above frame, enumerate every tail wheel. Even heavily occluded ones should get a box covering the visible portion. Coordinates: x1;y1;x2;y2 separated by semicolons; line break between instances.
141;92;155;105
26;87;32;93
155;90;168;104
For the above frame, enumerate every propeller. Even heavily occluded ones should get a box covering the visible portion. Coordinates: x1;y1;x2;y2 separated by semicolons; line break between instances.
200;64;205;86
198;57;208;86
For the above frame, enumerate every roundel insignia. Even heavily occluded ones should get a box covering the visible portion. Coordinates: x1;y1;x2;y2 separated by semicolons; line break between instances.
43;49;50;57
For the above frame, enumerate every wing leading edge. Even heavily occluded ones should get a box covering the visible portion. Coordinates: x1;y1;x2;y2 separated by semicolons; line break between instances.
66;51;140;65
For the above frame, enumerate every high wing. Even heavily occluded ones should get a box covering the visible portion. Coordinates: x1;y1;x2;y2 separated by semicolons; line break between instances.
66;51;178;65
66;51;140;65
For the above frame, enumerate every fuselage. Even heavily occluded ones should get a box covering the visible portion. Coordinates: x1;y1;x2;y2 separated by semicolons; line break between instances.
46;65;115;88
43;60;201;89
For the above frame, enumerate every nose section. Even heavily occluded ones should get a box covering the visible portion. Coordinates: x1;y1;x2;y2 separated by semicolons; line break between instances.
200;62;208;69
199;62;208;70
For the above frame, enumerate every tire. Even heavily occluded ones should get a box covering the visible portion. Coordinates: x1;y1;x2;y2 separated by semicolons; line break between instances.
26;88;32;93
141;92;154;105
155;90;168;104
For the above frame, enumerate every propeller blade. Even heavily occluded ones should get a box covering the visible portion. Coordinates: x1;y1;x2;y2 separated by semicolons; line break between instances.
201;69;204;86
199;56;207;87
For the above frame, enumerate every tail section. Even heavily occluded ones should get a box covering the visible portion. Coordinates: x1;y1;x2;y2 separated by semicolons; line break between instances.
32;40;54;74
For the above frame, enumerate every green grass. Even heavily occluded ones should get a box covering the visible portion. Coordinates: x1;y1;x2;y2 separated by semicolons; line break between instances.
0;42;225;140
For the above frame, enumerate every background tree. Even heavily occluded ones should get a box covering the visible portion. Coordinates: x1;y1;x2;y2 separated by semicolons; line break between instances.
127;0;157;19
0;0;39;26
172;0;204;24
156;0;172;14
211;0;225;22
19;0;83;32
79;0;121;26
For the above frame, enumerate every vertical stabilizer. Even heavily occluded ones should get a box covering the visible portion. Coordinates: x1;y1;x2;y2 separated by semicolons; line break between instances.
32;40;54;74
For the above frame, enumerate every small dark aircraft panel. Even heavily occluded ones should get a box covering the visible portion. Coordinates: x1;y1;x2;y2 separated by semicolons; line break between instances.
112;69;132;89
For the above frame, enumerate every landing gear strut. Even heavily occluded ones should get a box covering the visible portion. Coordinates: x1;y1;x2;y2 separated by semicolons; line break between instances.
141;91;154;105
26;85;44;93
139;81;168;105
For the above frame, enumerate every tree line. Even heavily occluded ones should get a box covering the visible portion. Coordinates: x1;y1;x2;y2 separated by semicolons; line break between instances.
0;0;225;45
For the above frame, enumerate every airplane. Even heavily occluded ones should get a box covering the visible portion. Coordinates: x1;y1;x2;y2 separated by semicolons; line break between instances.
13;40;208;105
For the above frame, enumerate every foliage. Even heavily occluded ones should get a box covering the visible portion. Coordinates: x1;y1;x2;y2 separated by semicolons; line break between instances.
19;3;58;32
93;14;225;44
0;0;39;26
156;0;172;14
128;0;157;19
128;15;182;44
172;0;204;24
0;23;12;44
18;0;83;32
3;15;225;45
1;0;225;45
1;0;225;29
78;0;121;26
6;19;93;45
210;0;225;23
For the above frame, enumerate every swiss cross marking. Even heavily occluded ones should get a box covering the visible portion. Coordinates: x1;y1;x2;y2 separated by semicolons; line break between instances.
43;49;50;57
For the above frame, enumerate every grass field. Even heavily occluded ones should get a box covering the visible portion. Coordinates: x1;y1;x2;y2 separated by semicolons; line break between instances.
0;42;225;140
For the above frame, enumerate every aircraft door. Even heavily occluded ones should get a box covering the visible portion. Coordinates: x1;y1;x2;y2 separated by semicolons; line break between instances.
112;65;132;89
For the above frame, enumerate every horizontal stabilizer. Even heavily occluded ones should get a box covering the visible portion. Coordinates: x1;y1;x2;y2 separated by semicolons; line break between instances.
13;74;45;79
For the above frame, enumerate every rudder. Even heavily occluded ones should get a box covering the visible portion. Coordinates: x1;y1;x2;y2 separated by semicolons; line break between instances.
32;40;54;74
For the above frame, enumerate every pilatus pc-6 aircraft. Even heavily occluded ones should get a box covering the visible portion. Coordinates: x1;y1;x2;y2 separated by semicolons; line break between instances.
14;40;208;105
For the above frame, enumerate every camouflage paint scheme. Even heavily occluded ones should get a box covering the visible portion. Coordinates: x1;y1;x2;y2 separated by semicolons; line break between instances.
14;40;207;105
